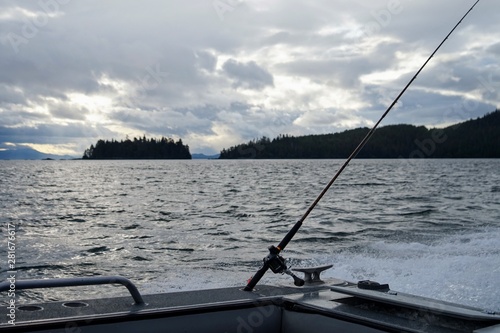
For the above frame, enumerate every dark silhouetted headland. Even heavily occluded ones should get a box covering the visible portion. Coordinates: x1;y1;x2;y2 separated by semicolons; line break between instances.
219;110;500;159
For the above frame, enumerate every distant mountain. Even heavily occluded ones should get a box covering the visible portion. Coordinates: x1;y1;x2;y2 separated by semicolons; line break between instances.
191;153;220;159
0;146;77;160
219;110;500;159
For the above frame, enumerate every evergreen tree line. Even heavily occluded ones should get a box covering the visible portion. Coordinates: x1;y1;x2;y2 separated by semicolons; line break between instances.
83;136;191;159
219;110;500;159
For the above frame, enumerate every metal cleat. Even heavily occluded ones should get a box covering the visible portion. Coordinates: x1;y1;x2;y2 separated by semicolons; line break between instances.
293;264;333;285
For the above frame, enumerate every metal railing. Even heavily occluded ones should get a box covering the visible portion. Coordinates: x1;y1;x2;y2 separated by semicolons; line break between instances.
0;276;145;305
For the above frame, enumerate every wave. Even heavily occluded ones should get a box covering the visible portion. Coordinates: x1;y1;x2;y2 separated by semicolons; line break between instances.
319;228;500;312
399;208;435;216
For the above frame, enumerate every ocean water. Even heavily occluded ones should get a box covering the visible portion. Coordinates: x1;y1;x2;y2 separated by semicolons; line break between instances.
1;159;499;312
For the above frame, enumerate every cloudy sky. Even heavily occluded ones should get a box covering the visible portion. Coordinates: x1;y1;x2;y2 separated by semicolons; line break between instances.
0;0;498;156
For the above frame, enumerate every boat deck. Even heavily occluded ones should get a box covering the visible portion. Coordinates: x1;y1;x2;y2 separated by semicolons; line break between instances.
1;279;499;333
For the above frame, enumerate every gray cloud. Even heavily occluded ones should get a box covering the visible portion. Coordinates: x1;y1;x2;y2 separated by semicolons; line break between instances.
222;59;274;90
0;0;498;156
0;123;107;143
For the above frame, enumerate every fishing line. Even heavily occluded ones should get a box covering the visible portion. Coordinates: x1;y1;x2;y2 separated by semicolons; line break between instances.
244;0;481;291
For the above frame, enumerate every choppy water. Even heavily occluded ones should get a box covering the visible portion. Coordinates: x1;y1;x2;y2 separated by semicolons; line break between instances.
1;159;499;312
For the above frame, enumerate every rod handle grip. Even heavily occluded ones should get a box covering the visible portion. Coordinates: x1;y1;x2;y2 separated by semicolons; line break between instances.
243;265;269;291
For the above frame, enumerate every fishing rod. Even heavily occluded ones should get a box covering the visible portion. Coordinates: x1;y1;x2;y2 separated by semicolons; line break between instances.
244;0;481;291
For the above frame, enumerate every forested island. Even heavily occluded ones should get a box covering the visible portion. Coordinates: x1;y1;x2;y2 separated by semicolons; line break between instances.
83;136;191;159
219;110;500;159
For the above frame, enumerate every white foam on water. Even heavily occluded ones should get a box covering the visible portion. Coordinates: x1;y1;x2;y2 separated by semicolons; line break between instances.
140;228;499;313
322;228;500;312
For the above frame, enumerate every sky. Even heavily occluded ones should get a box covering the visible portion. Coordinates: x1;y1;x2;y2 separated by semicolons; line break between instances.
0;0;499;157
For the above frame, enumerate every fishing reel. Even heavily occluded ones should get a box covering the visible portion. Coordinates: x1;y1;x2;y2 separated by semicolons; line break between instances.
264;245;304;287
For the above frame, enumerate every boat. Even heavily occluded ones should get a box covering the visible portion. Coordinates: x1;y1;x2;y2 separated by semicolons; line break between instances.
1;265;499;332
2;1;498;332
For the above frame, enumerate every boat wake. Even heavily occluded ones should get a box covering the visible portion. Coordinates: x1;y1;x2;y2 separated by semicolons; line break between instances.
320;227;500;313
